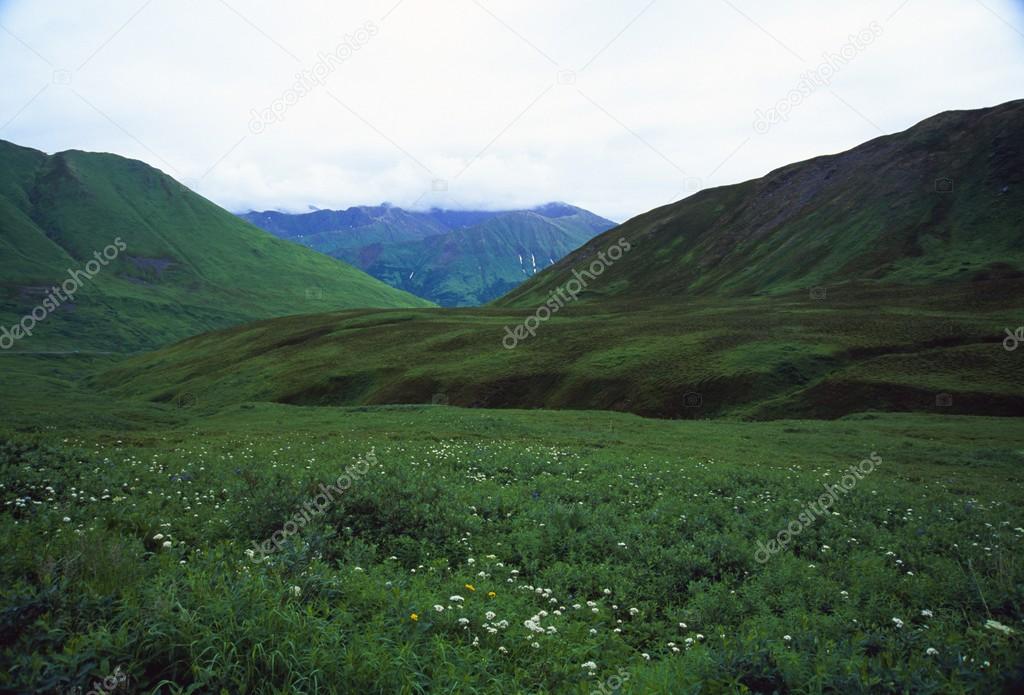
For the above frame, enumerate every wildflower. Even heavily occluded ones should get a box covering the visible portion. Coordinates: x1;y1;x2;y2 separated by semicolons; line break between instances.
450;595;464;602
629;607;639;616
62;517;71;523
458;618;470;627
783;635;792;642
488;591;496;598
291;585;301;597
921;609;934;618
162;540;172;548
892;617;904;629
410;613;419;622
581;661;598;671
603;588;612;594
926;647;939;656
531;642;540;649
641;653;650;660
485;611;496;620
153;533;164;540
679;622;687;628
985;619;1014;635
498;646;508;654
465;584;476;592
433;605;444;613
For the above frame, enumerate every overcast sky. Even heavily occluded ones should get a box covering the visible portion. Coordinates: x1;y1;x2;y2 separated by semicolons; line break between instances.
1;0;1022;221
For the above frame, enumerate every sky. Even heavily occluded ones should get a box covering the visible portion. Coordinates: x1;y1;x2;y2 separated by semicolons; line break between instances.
1;0;1023;222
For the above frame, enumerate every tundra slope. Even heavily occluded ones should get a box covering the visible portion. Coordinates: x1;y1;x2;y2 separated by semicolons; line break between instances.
100;100;1024;419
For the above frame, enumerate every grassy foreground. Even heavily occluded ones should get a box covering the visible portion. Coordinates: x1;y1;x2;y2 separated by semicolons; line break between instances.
1;403;1022;693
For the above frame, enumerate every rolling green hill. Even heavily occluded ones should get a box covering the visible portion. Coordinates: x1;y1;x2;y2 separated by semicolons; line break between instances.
97;100;1024;419
241;203;616;306
499;99;1024;307
0;140;431;353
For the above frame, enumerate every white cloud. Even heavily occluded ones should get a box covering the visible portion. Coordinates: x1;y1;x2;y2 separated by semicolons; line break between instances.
1;0;1022;221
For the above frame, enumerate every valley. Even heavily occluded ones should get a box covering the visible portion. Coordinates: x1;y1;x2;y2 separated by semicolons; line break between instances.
1;95;1022;694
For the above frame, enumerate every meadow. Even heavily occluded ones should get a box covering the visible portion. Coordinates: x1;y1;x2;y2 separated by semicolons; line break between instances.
2;402;1022;693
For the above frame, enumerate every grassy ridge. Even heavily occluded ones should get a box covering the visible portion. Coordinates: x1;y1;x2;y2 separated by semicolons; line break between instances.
94;280;1024;419
497;100;1024;308
0;140;432;353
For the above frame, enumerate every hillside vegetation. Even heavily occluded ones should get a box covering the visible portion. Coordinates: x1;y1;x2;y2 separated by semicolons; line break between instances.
98;101;1024;419
0;141;431;353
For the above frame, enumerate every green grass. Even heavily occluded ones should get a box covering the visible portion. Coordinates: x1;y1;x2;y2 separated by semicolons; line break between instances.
93;283;1024;420
1;404;1023;693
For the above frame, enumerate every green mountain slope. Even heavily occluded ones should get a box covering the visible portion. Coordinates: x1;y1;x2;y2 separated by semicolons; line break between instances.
97;100;1024;419
342;209;614;306
241;203;616;306
498;99;1024;307
0;141;432;352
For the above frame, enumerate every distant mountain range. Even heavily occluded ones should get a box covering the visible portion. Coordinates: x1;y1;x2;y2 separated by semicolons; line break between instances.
239;203;616;306
0;140;430;352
